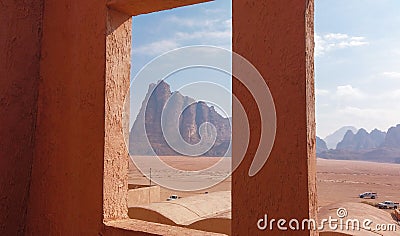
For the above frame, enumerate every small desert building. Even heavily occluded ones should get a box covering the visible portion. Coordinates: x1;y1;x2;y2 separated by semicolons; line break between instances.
127;184;161;206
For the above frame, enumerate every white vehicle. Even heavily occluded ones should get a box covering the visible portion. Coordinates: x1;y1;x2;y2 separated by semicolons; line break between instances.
378;201;399;209
359;192;377;199
166;195;180;201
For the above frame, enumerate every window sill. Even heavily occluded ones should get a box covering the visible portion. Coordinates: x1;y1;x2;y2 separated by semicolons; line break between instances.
103;219;227;236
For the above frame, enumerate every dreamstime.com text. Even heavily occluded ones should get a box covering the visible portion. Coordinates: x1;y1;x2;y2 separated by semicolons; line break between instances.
257;208;397;232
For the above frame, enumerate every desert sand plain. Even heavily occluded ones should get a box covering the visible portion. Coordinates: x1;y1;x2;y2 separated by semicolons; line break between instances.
129;156;400;207
128;156;232;200
128;157;400;235
317;158;400;207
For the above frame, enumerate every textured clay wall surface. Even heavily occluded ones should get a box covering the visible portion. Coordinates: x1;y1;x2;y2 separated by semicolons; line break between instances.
21;0;214;234
0;0;316;235
232;0;317;235
104;9;132;221
25;0;107;234
107;0;212;16
0;0;43;234
104;219;225;236
306;0;318;225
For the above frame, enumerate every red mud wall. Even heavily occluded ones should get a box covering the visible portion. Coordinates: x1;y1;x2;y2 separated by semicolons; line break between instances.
104;9;132;221
232;0;317;235
0;0;43;234
0;0;316;234
25;0;107;234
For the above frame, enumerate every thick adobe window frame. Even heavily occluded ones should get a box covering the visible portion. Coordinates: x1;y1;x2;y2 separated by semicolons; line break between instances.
103;1;225;235
103;0;317;235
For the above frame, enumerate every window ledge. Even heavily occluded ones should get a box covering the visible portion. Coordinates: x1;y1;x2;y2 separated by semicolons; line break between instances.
103;219;227;236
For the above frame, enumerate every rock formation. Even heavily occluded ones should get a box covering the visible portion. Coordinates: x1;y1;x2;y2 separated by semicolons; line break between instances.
383;124;400;148
370;129;387;147
324;126;357;149
336;128;385;151
316;136;328;154
129;81;231;157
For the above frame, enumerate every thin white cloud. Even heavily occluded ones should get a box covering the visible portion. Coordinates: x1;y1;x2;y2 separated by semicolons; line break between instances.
315;33;369;57
133;40;180;56
379;89;400;100
383;71;400;79
317;105;400;137
202;8;227;15
336;85;364;98
324;33;349;40
337;40;368;48
337;107;400;125
175;30;231;41
164;16;195;26
316;88;330;96
165;15;222;28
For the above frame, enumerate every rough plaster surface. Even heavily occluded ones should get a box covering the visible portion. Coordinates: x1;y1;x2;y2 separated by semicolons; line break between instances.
107;0;212;16
232;0;317;235
25;0;107;234
0;0;43;234
104;219;226;235
104;9;132;221
1;0;317;235
306;0;318;231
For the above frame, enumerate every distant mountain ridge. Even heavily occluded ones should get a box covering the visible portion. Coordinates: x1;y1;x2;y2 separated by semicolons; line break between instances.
318;125;400;164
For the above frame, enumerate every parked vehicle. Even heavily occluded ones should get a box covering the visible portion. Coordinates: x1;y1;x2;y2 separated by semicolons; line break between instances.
378;201;399;209
166;195;180;201
359;192;377;199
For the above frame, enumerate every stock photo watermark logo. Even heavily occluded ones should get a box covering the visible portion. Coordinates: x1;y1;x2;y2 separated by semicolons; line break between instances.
122;46;277;191
257;207;397;232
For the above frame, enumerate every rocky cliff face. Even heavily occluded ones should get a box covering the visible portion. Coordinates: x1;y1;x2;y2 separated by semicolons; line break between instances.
336;128;385;151
336;130;356;150
383;124;400;148
324;126;358;149
316;136;328;154
370;129;387;147
129;81;231;157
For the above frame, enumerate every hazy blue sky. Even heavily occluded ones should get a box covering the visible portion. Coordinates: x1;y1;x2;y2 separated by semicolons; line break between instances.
130;0;231;128
131;0;400;138
315;0;400;137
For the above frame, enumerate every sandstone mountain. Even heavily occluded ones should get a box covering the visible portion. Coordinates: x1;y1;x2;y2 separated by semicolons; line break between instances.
129;81;231;157
324;126;357;149
319;125;400;164
316;136;328;154
336;128;386;151
383;124;400;148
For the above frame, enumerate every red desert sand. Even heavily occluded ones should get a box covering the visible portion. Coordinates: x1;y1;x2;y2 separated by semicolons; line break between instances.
128;157;400;235
129;156;400;206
